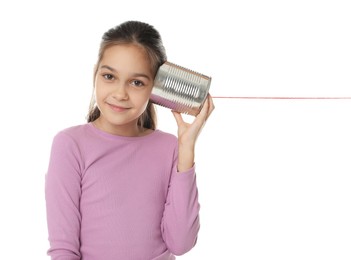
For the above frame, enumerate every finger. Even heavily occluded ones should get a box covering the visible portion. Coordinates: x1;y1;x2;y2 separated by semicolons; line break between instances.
206;94;215;119
196;95;210;120
172;110;184;126
197;94;214;121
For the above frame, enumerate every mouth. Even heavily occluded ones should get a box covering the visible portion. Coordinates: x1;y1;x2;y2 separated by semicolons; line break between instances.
107;103;130;112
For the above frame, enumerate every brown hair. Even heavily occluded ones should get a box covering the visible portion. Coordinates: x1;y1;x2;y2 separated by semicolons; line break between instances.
86;21;167;130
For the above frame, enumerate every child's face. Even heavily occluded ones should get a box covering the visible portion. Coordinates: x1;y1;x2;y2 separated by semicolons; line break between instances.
94;44;154;134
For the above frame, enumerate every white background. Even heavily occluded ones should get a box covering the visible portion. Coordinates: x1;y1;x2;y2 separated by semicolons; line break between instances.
0;0;350;259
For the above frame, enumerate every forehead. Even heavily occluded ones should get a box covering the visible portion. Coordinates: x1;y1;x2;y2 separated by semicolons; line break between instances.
99;44;154;76
102;44;149;63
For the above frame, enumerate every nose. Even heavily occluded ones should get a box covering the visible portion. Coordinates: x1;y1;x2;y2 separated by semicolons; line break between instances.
112;83;128;100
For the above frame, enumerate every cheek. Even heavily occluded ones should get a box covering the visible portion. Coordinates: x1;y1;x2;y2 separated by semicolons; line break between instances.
132;90;151;110
94;88;107;110
140;89;152;103
94;82;107;101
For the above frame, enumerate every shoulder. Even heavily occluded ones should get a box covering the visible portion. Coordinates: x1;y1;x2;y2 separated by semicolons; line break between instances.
152;129;178;143
59;123;89;136
55;123;89;138
52;123;90;146
143;130;179;156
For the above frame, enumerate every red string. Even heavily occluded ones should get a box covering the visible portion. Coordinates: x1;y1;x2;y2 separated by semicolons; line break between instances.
212;96;351;99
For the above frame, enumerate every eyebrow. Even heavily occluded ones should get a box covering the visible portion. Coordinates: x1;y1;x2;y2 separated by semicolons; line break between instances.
100;65;151;80
100;65;116;72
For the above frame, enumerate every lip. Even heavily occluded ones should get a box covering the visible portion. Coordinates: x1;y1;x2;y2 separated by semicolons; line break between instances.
107;103;130;112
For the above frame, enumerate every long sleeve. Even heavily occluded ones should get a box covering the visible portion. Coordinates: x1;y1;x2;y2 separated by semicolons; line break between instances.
161;165;200;255
45;124;200;259
45;132;82;260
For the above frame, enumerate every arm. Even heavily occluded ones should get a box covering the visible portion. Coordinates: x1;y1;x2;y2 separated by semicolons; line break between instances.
161;95;215;255
172;95;215;172
45;132;82;260
161;164;200;255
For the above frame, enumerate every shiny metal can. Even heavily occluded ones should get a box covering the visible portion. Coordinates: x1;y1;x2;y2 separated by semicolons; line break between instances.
150;61;211;116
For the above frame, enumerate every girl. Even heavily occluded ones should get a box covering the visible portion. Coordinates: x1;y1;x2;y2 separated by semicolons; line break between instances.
45;20;214;260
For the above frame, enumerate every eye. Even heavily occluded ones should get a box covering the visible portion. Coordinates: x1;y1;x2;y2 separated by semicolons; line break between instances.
131;80;145;87
103;74;114;81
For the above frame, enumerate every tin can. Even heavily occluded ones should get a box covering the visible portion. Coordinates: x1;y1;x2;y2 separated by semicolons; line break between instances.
150;61;211;116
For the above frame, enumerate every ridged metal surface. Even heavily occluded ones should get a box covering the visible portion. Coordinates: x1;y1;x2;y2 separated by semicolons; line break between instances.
150;61;211;116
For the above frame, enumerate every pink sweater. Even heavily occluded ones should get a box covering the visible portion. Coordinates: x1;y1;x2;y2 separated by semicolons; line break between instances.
45;123;200;260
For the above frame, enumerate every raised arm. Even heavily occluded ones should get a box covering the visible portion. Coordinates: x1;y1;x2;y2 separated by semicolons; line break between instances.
172;95;215;172
161;95;214;255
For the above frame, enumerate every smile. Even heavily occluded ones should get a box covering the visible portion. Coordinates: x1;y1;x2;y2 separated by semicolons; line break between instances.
107;103;130;112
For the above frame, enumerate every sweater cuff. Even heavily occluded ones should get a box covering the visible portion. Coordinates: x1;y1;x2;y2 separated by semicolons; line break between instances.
176;163;196;175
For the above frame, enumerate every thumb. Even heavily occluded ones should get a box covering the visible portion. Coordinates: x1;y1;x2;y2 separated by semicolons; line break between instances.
172;110;184;126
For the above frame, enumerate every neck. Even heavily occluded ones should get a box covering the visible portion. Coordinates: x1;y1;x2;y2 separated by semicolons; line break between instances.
92;118;143;137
